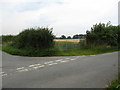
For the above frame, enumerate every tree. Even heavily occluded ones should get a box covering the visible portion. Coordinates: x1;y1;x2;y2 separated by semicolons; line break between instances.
73;34;86;39
60;35;66;39
73;34;79;39
13;27;55;49
86;22;119;46
67;36;71;39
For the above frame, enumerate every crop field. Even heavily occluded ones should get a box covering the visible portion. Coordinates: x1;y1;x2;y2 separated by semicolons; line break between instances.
54;39;84;43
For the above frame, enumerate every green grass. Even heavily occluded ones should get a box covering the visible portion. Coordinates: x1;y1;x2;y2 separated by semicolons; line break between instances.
107;73;120;89
0;45;2;50
2;45;57;57
1;41;119;57
54;41;119;56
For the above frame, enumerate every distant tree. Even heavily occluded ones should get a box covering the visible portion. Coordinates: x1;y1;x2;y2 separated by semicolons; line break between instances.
73;34;79;39
60;35;66;39
67;36;71;39
79;34;86;39
73;34;86;39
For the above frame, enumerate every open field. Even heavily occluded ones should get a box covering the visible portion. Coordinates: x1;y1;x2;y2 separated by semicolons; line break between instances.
54;39;85;43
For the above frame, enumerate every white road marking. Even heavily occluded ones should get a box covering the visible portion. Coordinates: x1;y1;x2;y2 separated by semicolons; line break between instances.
0;72;7;77
33;67;39;69
60;60;69;63
48;64;54;66
29;65;35;67
38;65;45;68
32;65;45;69
70;59;76;61
17;67;25;70
48;63;58;66
29;64;41;67
0;72;5;74
17;69;28;72
2;73;7;77
55;59;63;62
44;61;53;64
4;57;83;75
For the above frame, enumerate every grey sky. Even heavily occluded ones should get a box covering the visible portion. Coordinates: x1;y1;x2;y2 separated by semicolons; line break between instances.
0;0;119;36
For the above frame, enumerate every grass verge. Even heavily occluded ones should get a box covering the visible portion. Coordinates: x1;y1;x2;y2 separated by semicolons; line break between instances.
1;41;119;57
2;45;57;57
106;73;120;89
0;45;2;50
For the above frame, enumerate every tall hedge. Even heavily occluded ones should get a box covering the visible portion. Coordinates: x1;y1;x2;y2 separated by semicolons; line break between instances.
2;35;15;43
86;22;120;46
13;27;55;49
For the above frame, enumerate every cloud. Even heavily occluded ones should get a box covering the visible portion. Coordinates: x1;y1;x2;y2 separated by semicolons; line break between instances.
0;0;119;36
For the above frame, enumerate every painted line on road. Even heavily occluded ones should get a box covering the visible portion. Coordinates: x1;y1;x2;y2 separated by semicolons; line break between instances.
70;59;76;61
38;65;45;68
0;72;8;77
44;61;54;64
2;73;7;77
55;59;63;62
17;69;29;72
48;63;58;66
29;64;41;67
32;66;39;69
60;60;70;63
32;65;45;69
17;67;25;70
34;64;41;66
0;72;5;74
7;57;83;75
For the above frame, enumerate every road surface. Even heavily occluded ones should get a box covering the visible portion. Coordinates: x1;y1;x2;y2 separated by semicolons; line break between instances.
1;51;118;88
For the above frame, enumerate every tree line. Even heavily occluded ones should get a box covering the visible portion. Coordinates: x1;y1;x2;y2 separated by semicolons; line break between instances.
1;21;120;49
55;34;86;39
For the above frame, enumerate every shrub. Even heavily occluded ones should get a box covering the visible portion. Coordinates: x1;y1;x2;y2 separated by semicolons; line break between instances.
2;35;16;43
13;27;55;49
86;22;120;46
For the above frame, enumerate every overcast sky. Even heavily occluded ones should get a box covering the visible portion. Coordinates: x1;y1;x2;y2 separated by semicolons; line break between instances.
0;0;119;36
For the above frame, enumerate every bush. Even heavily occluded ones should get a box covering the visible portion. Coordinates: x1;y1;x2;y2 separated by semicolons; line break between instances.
2;35;16;44
0;36;2;44
86;22;120;46
13;27;55;49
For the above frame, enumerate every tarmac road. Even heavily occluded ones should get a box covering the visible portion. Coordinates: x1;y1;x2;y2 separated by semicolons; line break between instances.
1;51;118;88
